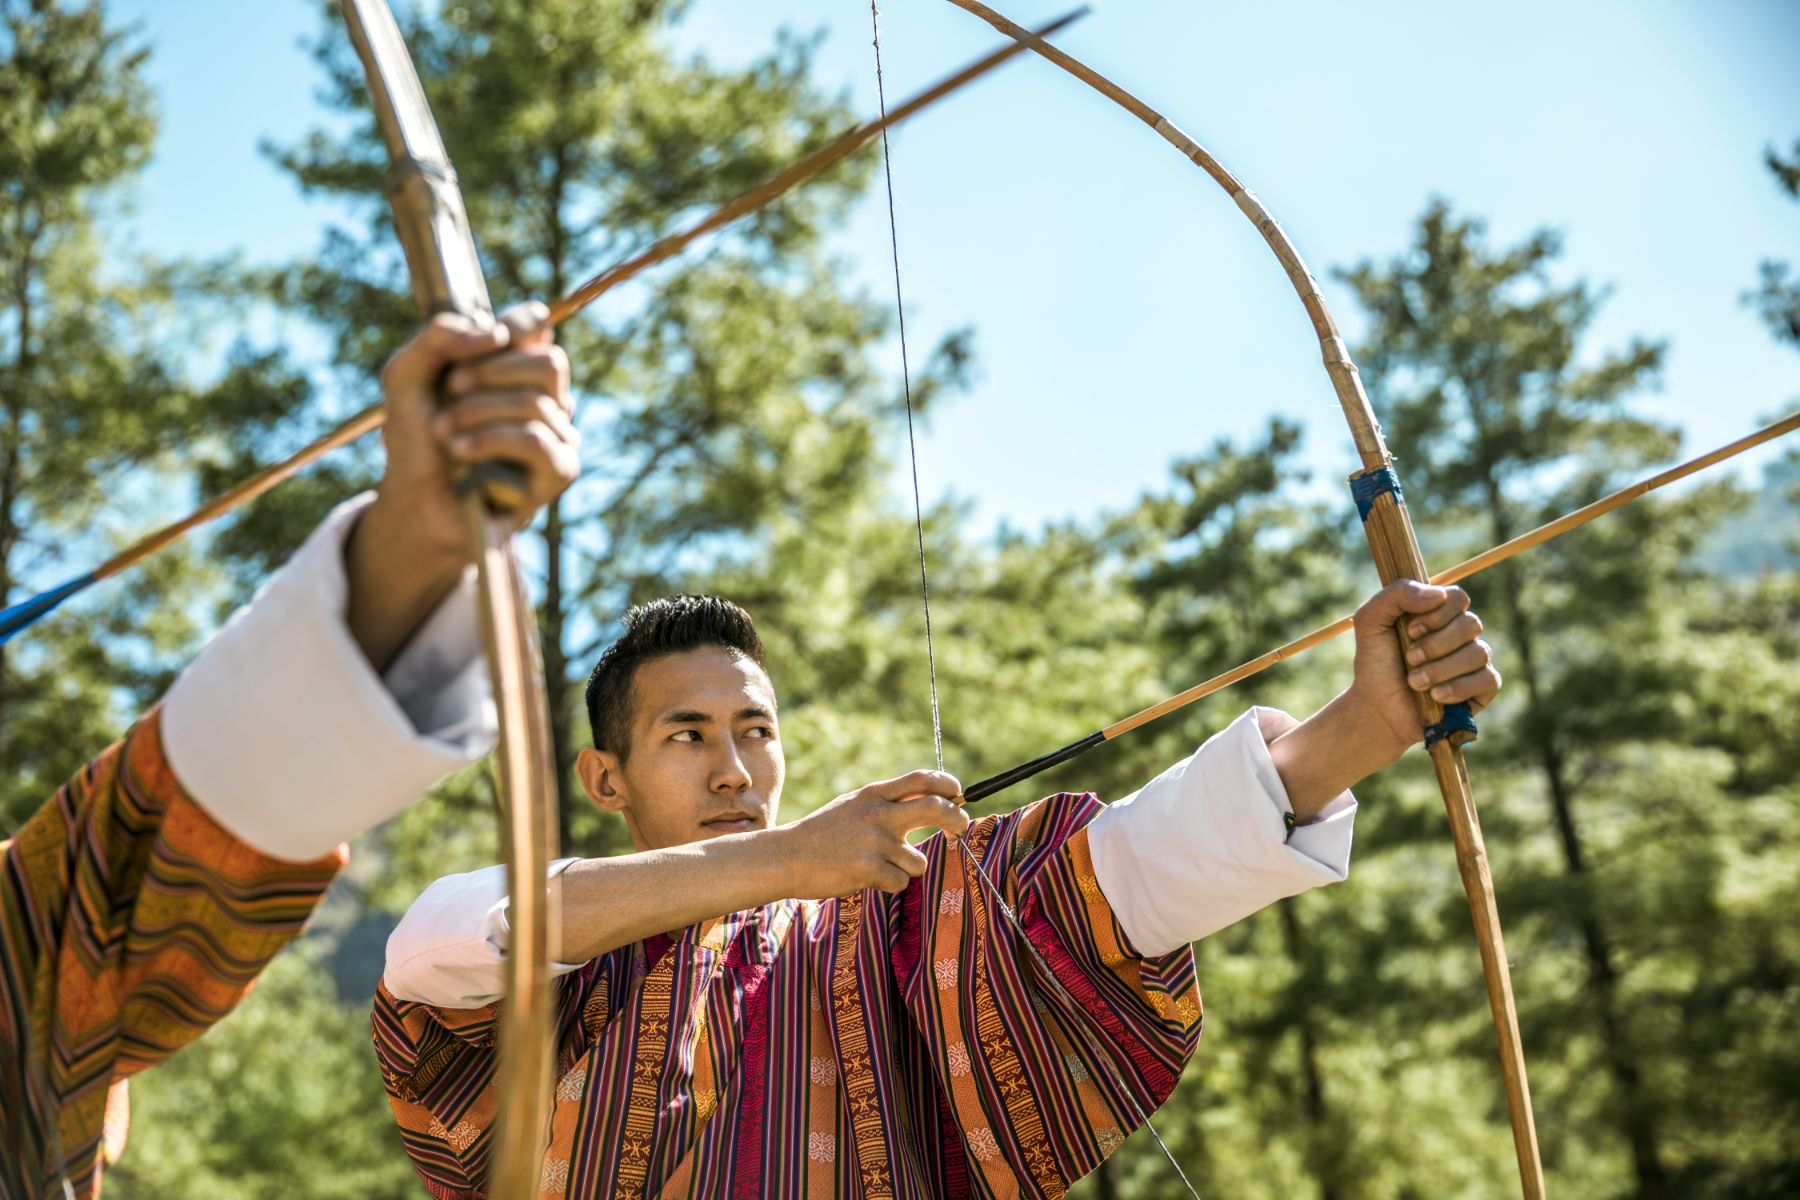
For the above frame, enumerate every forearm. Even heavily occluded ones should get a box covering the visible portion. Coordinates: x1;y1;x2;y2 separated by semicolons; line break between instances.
163;495;494;862
345;493;468;673
1267;689;1403;819
554;828;801;961
1087;707;1359;954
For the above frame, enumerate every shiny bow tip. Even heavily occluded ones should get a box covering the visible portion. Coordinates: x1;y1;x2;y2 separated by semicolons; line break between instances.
0;575;95;646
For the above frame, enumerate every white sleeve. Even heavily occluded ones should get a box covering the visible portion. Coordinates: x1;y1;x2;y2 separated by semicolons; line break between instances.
1087;706;1357;956
384;859;585;1009
161;493;498;862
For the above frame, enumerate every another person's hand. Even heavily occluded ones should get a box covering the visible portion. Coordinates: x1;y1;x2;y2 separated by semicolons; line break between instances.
1347;580;1501;757
375;301;578;552
347;303;577;670
782;770;970;897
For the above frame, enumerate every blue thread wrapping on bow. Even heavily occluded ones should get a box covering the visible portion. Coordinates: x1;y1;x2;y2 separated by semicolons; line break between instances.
1423;702;1478;747
1350;466;1405;521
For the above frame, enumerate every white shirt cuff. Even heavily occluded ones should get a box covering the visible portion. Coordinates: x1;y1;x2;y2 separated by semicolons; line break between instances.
384;859;585;1009
1088;706;1357;956
161;494;497;862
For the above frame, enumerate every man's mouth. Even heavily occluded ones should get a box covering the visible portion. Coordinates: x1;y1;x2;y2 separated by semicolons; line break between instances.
701;812;759;833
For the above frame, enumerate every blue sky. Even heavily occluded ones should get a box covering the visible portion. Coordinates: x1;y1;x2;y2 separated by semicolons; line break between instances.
114;0;1799;535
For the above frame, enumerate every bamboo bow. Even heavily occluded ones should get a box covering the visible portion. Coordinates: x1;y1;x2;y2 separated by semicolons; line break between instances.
940;2;1545;1192
337;3;558;1195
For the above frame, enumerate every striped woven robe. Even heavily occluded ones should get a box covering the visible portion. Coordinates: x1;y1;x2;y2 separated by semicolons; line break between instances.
375;791;1202;1199
0;710;342;1200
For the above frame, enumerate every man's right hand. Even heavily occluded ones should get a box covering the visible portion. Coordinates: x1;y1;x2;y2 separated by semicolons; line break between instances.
781;770;970;897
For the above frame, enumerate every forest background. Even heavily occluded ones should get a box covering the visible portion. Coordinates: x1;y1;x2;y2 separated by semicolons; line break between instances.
1;1;1796;1197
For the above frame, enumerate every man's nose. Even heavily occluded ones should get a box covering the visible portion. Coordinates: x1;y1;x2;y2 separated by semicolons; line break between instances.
711;742;751;792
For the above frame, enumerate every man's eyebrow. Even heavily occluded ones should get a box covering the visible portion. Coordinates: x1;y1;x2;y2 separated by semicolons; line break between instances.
655;705;775;726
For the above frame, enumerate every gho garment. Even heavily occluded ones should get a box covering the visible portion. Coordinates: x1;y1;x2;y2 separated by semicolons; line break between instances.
0;712;343;1200
0;498;498;1200
377;711;1359;1199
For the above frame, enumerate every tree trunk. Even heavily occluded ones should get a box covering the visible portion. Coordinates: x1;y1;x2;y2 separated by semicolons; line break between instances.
1484;486;1668;1198
541;164;579;853
1280;902;1343;1200
541;494;577;851
1;225;36;761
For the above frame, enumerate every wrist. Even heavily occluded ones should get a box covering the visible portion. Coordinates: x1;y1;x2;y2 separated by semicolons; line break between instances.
755;823;811;897
1329;685;1415;769
1268;691;1399;818
344;494;469;672
362;485;468;572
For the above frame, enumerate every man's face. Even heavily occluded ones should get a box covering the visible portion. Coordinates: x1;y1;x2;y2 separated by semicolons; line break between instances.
580;646;785;852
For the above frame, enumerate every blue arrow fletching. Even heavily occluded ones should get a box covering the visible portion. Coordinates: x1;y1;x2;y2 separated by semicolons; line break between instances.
0;573;97;646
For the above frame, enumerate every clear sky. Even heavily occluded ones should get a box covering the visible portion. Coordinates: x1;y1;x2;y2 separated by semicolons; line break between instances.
113;0;1799;535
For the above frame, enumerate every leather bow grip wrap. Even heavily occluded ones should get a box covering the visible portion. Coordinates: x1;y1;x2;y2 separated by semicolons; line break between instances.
338;3;561;1197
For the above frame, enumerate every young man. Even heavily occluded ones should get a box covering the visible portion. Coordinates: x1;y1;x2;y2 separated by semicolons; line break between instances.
380;580;1498;1198
0;307;577;1200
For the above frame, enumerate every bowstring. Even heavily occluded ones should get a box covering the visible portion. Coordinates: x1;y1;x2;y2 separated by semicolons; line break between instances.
866;8;1199;1196
867;1;944;774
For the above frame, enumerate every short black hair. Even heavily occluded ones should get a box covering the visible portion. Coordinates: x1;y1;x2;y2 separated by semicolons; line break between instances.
584;595;767;760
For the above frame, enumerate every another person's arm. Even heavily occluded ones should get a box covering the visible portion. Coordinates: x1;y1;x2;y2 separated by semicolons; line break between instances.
1;308;576;1183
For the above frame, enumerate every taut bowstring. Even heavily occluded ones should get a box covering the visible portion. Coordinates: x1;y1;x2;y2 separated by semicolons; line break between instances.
865;7;1199;1195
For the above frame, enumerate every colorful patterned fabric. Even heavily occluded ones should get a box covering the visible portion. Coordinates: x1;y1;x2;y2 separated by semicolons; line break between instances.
376;792;1202;1199
0;709;343;1200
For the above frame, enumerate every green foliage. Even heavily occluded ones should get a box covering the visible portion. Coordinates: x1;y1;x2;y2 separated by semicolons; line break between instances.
1747;138;1800;352
4;6;1795;1199
0;2;254;828
1330;202;1800;1197
106;944;421;1199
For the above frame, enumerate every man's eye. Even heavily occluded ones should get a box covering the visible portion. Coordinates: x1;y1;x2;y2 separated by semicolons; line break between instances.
745;726;775;740
670;730;701;743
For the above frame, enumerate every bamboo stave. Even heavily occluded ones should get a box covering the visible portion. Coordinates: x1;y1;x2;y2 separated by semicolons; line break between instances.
337;0;560;1189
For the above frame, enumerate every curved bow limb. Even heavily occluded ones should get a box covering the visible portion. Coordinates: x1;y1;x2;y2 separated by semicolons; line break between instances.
337;3;558;1195
940;1;1545;1193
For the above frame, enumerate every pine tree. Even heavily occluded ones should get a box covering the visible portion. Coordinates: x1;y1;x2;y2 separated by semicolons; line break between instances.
1339;201;1800;1195
0;0;236;827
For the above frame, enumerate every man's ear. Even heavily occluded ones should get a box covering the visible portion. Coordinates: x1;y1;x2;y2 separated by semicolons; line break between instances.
576;746;629;814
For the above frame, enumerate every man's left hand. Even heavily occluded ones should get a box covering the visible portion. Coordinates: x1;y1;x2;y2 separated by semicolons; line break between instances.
1349;580;1501;757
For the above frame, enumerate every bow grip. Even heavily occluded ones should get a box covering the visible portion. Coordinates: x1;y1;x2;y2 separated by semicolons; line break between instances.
1350;463;1479;750
382;159;532;514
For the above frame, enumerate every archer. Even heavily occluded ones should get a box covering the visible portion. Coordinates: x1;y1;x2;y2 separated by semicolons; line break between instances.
379;573;1497;1196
